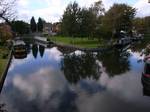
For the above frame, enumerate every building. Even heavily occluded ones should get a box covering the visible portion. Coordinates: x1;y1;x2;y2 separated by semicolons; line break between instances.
52;22;61;34
43;23;52;35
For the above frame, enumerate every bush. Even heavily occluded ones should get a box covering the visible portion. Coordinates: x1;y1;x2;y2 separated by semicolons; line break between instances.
2;53;8;59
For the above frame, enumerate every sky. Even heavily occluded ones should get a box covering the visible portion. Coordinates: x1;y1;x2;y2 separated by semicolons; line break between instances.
17;0;150;23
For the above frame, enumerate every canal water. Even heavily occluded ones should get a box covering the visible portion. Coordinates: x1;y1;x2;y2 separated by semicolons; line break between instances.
0;42;150;112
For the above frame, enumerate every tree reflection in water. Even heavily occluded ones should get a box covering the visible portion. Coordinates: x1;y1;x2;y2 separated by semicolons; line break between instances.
61;52;101;84
32;44;38;59
39;45;45;58
97;49;130;77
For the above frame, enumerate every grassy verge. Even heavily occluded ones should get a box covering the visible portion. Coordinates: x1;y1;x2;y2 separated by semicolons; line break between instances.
48;36;108;48
0;46;9;81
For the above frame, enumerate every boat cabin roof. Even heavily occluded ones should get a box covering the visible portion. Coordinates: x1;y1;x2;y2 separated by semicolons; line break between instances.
13;40;25;46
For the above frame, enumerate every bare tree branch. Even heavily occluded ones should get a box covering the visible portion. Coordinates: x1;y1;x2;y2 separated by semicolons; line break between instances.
0;0;16;25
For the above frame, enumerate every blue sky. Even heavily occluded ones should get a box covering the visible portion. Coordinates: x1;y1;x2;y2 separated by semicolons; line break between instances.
17;0;150;23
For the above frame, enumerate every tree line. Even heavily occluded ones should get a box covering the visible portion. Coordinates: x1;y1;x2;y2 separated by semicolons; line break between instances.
133;16;150;37
61;0;150;39
10;17;45;35
30;17;45;33
0;0;150;39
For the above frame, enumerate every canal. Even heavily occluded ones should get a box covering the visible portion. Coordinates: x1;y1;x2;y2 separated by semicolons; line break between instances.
0;41;150;112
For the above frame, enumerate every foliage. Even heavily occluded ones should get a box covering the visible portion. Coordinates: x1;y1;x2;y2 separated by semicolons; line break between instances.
78;8;97;37
97;49;130;77
11;20;30;35
61;1;80;37
133;16;150;35
61;0;105;38
102;4;136;37
30;16;37;32
0;25;13;43
37;17;44;32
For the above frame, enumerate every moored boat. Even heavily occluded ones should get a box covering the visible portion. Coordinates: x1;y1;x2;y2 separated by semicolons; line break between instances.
142;58;150;90
13;40;27;59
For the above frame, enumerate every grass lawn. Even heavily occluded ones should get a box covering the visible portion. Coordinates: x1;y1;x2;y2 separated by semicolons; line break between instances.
0;46;9;81
48;36;107;48
0;59;7;79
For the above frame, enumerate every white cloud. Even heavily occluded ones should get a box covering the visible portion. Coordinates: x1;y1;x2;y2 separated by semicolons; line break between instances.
18;0;29;7
13;67;67;101
134;0;150;17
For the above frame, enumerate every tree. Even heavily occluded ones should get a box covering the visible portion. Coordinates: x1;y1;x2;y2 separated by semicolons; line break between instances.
37;17;44;32
0;24;13;43
144;16;150;34
102;4;136;38
30;17;36;32
61;2;80;37
11;20;30;35
90;0;105;17
61;0;105;38
133;16;150;35
0;0;16;26
78;8;97;38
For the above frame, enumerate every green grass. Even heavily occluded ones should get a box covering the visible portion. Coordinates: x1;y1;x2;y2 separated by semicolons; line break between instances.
0;46;9;81
48;36;106;48
0;59;7;79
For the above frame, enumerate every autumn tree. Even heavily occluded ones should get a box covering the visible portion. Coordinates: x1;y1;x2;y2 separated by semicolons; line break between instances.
0;24;13;43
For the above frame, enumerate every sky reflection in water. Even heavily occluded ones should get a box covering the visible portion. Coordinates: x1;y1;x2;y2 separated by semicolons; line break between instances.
0;45;150;112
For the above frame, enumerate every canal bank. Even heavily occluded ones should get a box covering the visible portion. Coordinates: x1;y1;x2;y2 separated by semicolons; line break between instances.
0;48;13;93
0;46;10;79
53;42;113;52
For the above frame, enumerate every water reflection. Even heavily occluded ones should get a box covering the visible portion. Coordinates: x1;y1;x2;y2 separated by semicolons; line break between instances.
25;44;31;54
57;46;76;55
97;49;130;77
39;45;45;58
1;44;150;112
32;44;38;58
1;62;77;112
13;52;27;59
61;52;101;84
